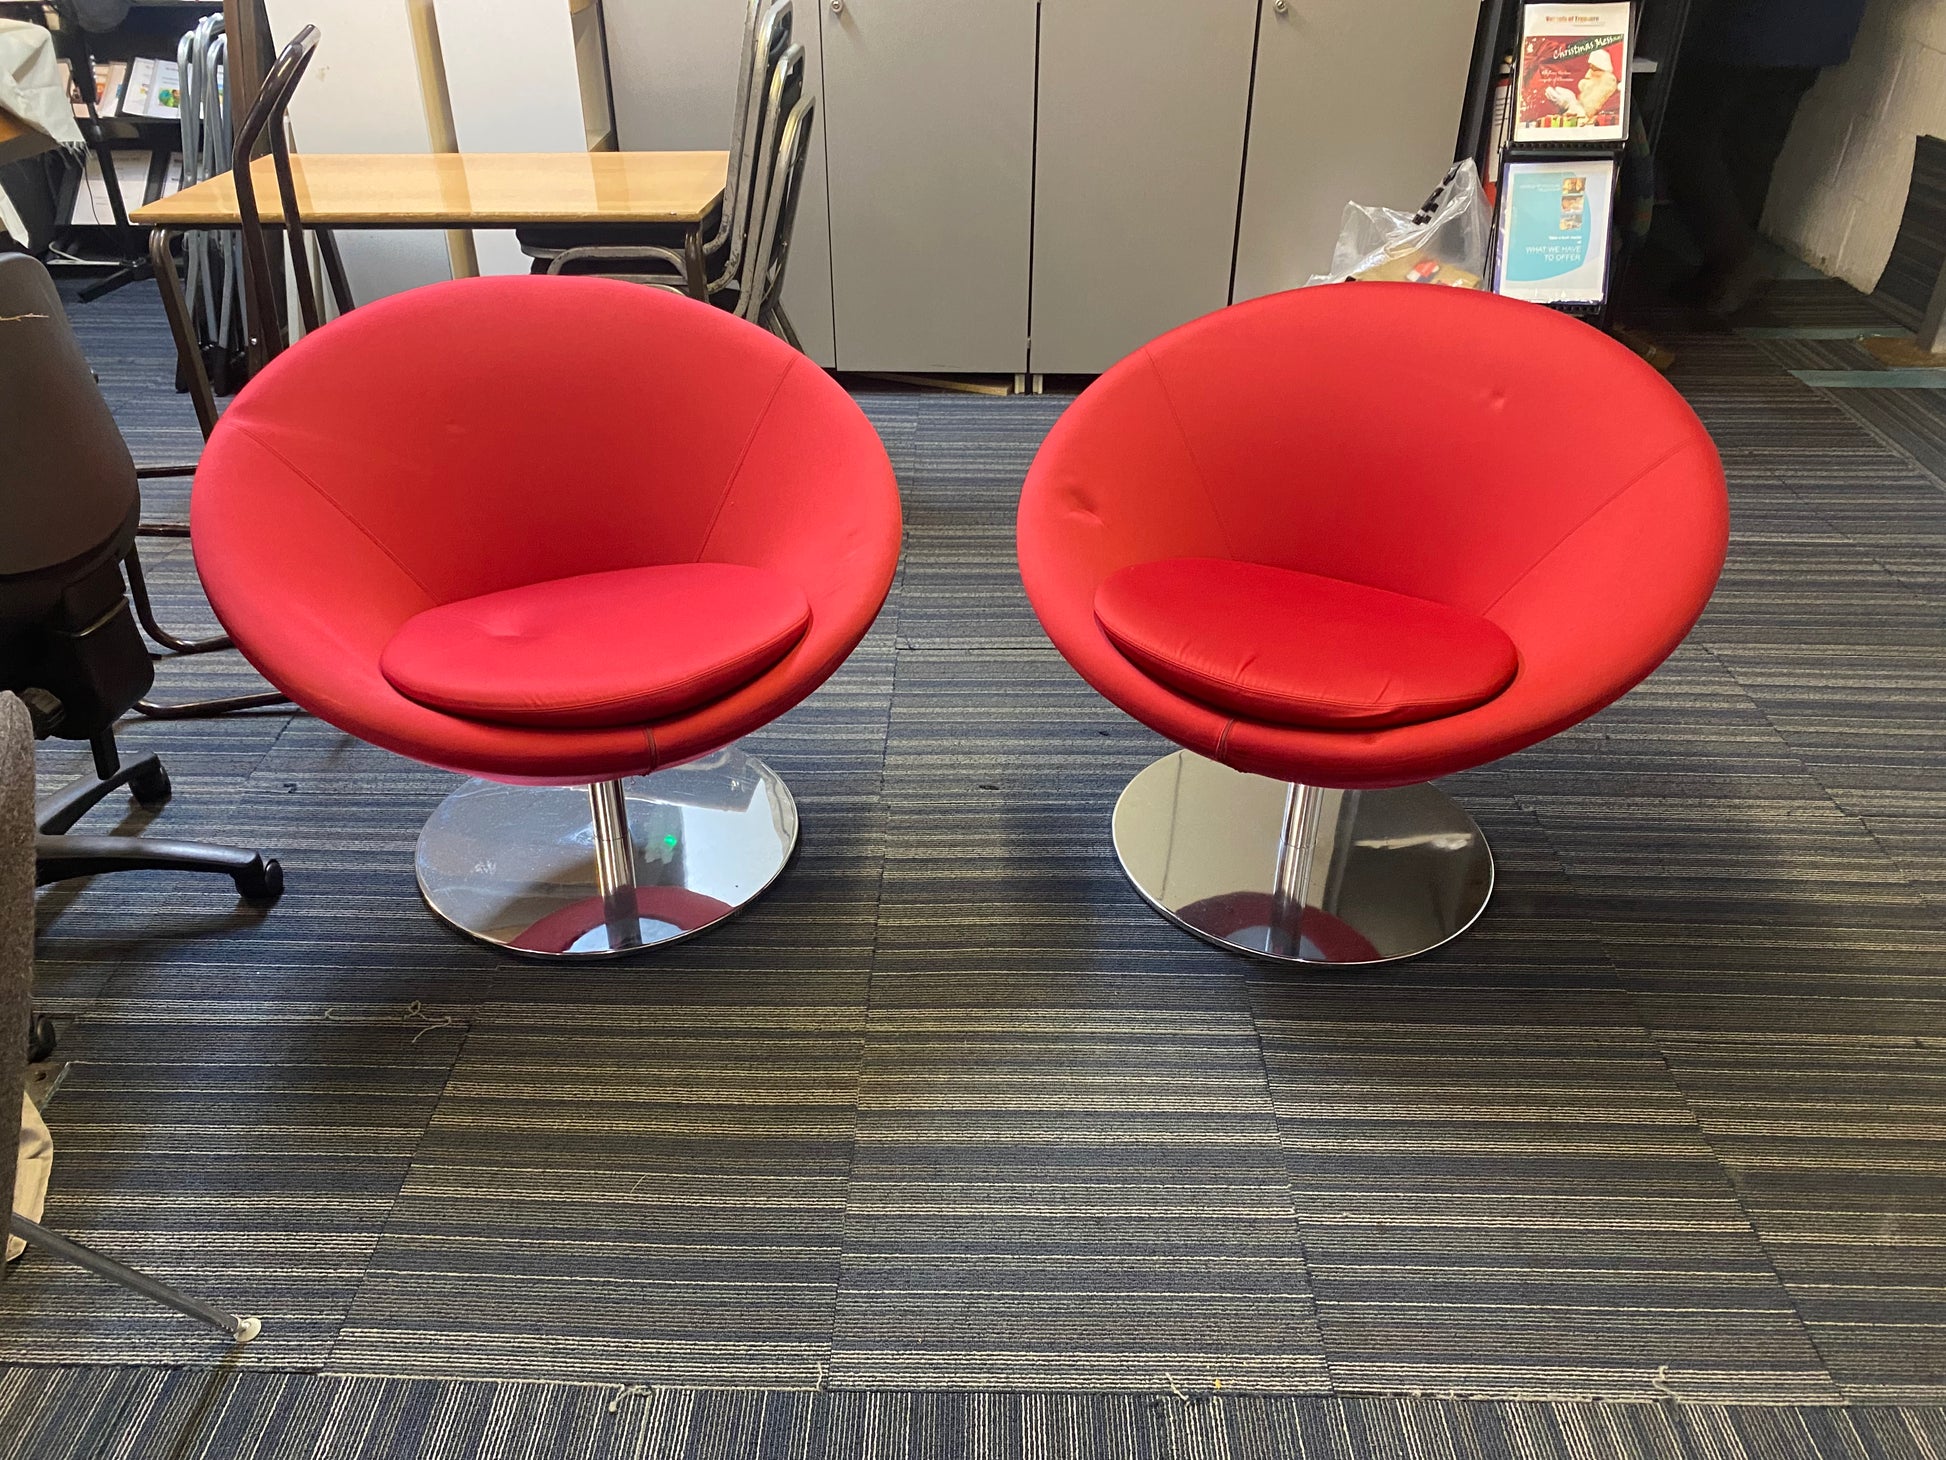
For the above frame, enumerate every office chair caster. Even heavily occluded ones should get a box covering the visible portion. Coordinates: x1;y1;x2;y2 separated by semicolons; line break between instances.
26;1014;58;1064
127;757;171;810
235;857;284;905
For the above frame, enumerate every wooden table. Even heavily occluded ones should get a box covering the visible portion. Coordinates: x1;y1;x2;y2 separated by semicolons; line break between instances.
133;150;729;434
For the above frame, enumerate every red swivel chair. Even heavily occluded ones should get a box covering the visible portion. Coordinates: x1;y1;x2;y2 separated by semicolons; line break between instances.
191;276;900;959
1017;284;1727;966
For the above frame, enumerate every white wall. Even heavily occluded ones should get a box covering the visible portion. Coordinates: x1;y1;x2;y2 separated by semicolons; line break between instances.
1765;0;1946;290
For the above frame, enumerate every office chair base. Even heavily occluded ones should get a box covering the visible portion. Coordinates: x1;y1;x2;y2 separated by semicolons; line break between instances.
35;836;284;903
416;748;799;960
33;753;284;902
1111;751;1494;966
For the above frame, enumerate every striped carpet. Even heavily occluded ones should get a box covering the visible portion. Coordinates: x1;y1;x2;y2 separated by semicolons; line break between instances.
2;270;1942;1454
2;1365;1944;1460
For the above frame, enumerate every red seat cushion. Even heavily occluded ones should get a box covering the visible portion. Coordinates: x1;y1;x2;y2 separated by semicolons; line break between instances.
1094;558;1517;730
380;562;810;728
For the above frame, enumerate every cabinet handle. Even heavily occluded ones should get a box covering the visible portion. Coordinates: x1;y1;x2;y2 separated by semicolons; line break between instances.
830;0;843;11
1272;0;1288;11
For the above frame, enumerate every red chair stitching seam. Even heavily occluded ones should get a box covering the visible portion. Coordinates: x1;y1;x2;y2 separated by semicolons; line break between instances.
695;355;800;563
1140;347;1242;562
1480;437;1700;617
223;422;441;603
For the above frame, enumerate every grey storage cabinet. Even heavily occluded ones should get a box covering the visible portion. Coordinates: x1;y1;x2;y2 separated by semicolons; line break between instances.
1030;0;1257;375
1233;0;1481;301
603;0;838;365
820;0;1038;374
604;0;1481;373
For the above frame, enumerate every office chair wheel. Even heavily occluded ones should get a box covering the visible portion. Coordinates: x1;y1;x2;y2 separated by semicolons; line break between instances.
127;758;172;810
234;857;284;905
26;1014;58;1064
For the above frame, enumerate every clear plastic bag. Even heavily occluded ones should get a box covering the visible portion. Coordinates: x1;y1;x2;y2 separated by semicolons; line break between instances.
1304;160;1490;290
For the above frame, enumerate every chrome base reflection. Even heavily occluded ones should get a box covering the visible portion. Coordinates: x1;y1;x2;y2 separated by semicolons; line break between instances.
415;748;799;960
1111;751;1493;966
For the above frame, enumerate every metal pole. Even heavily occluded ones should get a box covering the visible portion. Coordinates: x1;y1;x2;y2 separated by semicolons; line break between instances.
9;1214;261;1343
588;780;643;952
1268;782;1326;958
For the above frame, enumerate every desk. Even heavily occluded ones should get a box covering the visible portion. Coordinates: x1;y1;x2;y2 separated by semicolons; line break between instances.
133;150;729;433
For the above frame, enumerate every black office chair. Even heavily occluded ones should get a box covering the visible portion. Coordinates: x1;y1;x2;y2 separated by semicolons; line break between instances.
0;253;282;903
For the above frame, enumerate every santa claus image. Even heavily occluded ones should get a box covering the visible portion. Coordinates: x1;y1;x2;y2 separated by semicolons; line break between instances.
1545;48;1620;123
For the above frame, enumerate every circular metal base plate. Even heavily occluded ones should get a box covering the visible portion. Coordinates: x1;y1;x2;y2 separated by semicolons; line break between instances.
415;749;798;960
1112;751;1493;966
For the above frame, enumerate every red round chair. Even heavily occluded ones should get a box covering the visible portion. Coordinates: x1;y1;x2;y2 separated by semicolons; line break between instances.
1017;284;1727;965
193;276;900;959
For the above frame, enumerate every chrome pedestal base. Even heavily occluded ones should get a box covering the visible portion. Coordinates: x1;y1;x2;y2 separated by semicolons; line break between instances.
1111;751;1493;966
415;749;798;960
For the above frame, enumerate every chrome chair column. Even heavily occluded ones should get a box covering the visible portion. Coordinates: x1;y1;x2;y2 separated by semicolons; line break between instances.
1112;750;1494;966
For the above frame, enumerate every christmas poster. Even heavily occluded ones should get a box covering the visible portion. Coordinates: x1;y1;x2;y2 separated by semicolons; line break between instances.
1515;4;1631;143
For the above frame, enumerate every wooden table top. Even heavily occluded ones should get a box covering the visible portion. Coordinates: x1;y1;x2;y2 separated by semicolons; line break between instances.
132;151;729;228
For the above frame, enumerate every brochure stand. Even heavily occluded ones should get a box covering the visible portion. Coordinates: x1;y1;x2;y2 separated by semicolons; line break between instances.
1487;2;1634;323
1463;0;1698;328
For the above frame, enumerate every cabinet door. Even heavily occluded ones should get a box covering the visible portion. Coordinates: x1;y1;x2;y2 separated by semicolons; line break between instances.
1234;0;1481;300
821;0;1036;373
1031;0;1256;375
603;0;836;366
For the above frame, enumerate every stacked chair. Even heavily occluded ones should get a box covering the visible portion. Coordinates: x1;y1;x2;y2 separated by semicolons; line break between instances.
517;0;816;347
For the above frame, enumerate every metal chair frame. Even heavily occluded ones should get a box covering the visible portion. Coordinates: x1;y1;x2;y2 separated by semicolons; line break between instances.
546;41;807;351
233;24;354;369
735;93;816;349
127;26;350;718
533;0;793;299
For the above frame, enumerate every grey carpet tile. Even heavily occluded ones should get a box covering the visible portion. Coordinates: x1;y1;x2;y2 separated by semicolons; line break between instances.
890;398;1071;654
1752;340;1896;373
47;1367;1946;1460
1727;280;1902;333
329;1001;867;1387
1250;955;1835;1404
0;1362;185;1460
834;652;1327;1391
1594;917;1946;1042
1711;641;1946;821
831;994;1329;1393
1655;1035;1946;1403
1856;817;1946;910
0;1009;462;1367
1672;376;1875;457
1676;1403;1946;1460
1804;391;1946;490
1498;646;1834;808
